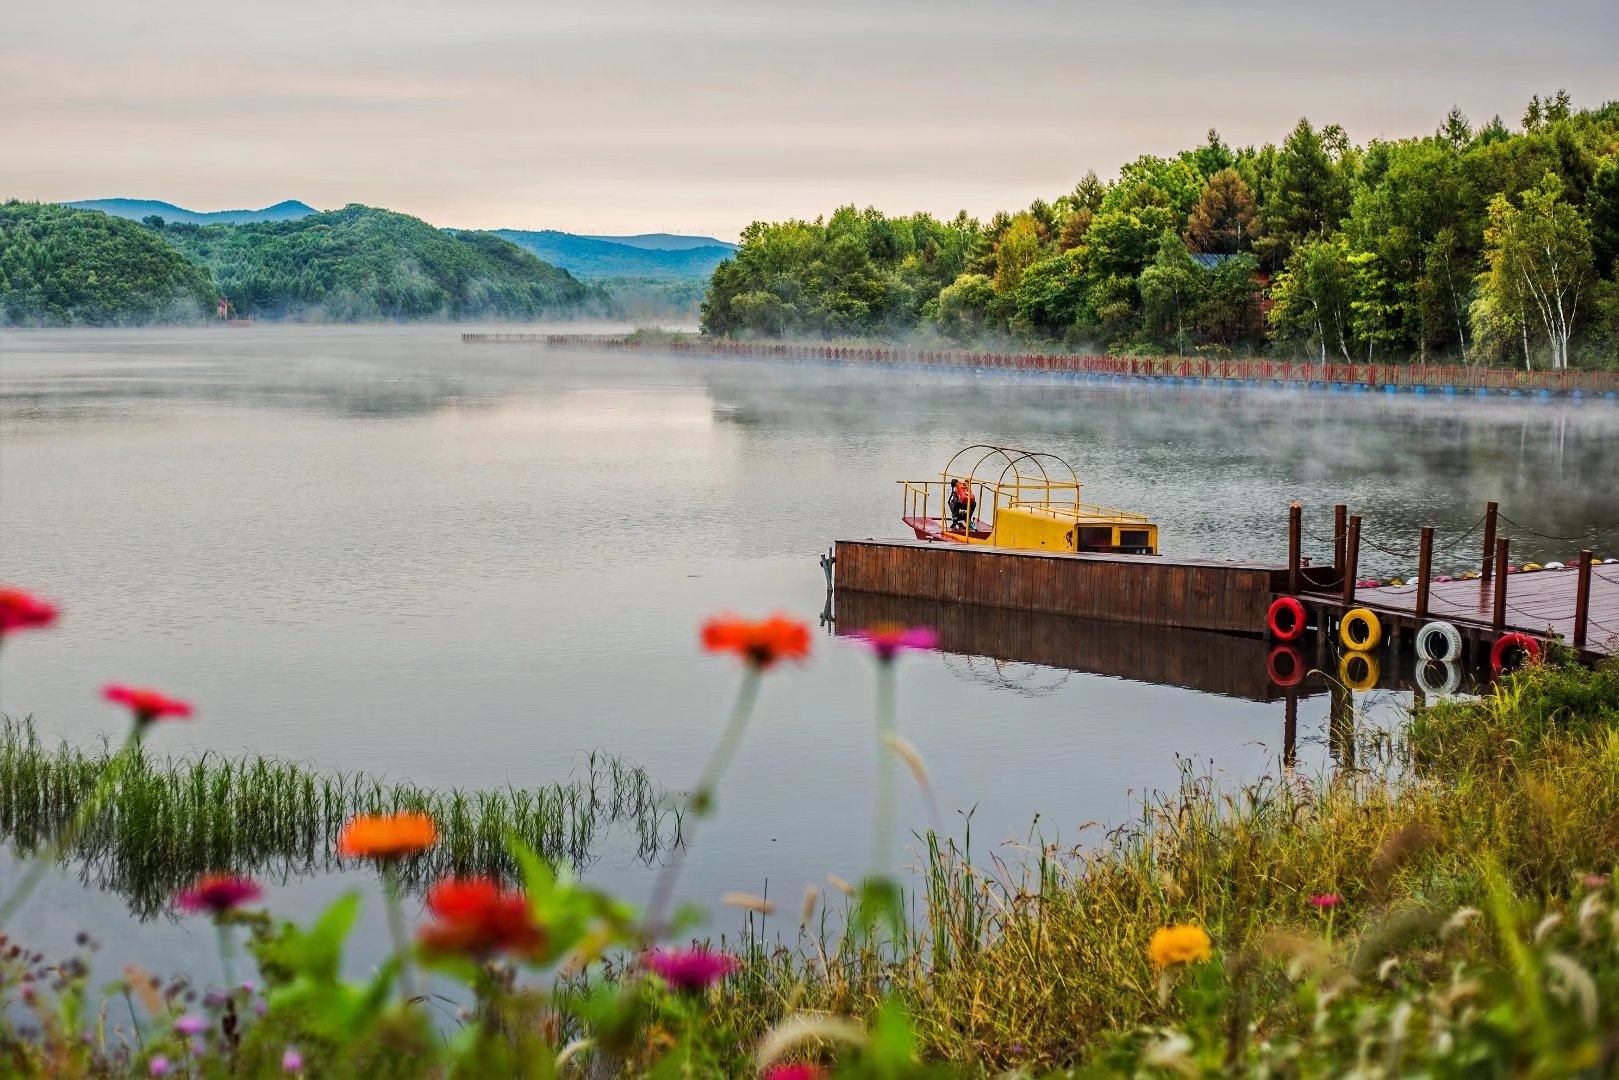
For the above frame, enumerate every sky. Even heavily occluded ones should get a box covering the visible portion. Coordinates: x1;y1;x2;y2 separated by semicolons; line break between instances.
3;0;1617;241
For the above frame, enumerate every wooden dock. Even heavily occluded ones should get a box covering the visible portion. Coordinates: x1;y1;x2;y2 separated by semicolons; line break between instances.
833;539;1283;636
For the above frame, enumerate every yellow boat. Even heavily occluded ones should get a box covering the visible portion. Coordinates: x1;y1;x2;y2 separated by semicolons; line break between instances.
900;445;1159;555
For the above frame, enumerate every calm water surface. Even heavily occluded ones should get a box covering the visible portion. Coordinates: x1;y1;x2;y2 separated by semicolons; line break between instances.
2;325;1617;976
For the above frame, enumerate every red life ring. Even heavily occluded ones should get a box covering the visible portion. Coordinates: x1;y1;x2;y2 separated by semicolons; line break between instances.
1489;632;1541;675
1267;596;1307;641
1267;645;1305;687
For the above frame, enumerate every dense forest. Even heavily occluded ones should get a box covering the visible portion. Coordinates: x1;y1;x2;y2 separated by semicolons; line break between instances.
0;203;591;325
702;95;1619;369
157;206;590;321
0;203;216;325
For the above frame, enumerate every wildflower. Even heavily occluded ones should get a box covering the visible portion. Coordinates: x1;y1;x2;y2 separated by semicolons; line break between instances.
149;1056;171;1077
765;1066;828;1080
176;875;262;915
174;1015;206;1036
335;812;437;860
701;614;810;670
848;623;938;662
103;685;193;725
0;588;58;635
1581;873;1610;890
644;946;738;992
417;877;544;959
1148;924;1213;969
1308;893;1342;909
282;1047;303;1073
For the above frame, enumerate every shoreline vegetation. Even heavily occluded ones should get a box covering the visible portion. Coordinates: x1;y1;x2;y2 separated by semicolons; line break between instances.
2;582;1619;1075
701;94;1619;371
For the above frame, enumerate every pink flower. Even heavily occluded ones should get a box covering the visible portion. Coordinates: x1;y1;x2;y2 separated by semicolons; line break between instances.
282;1047;304;1073
174;1015;206;1036
643;946;738;992
149;1056;171;1077
849;623;939;662
765;1066;828;1080
103;685;193;725
0;588;58;635
176;874;262;914
1308;893;1342;909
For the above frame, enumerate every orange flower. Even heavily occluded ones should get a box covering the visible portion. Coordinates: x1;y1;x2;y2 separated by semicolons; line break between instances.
336;812;438;860
1148;924;1213;969
701;613;810;670
418;877;545;959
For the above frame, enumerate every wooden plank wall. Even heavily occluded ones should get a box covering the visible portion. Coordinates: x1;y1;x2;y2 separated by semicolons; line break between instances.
834;539;1280;635
834;590;1321;702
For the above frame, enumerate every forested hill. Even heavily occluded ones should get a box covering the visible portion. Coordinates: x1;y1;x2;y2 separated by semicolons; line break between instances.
494;229;735;278
702;95;1619;370
65;198;317;226
0;202;216;325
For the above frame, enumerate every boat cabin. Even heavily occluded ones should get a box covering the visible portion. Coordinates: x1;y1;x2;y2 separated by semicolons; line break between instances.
899;445;1159;555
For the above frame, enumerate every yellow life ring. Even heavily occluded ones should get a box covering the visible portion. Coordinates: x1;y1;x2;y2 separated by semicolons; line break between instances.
1339;607;1383;651
1338;650;1380;692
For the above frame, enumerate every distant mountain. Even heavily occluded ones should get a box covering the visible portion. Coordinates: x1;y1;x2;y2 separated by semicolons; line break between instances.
584;233;737;252
63;198;318;226
158;205;588;321
493;230;735;279
1;202;216;326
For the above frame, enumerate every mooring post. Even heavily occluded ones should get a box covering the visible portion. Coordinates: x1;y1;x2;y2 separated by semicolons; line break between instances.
1333;504;1348;580
1492;536;1510;632
1415;526;1434;622
1341;515;1362;607
1574;548;1593;650
1481;501;1499;582
1287;502;1302;595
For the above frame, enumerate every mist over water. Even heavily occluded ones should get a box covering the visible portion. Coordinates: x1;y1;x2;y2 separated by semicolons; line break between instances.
2;325;1616;977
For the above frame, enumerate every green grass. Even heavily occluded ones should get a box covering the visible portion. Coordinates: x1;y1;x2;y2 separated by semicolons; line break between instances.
0;717;678;918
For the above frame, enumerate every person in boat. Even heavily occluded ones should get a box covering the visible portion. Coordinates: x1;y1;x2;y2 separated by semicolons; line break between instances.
948;477;974;530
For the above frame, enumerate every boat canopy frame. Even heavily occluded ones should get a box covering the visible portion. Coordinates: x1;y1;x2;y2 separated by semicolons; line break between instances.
900;444;1151;537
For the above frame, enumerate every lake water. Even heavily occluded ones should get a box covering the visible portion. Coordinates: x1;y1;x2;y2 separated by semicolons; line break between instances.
2;325;1617;978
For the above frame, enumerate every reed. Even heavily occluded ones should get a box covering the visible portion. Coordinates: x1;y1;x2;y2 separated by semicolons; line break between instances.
0;717;679;918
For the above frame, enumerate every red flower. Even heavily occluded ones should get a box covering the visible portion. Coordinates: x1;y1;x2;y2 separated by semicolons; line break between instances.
644;946;738;992
103;685;193;724
418;878;545;959
177;874;262;915
701;614;810;670
765;1066;828;1080
0;588;58;635
1307;893;1342;909
849;623;939;662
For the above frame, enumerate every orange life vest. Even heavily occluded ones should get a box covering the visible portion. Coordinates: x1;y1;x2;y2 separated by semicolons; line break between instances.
953;480;972;504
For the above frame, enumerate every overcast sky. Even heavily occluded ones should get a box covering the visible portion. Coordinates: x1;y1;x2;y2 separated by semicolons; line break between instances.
3;0;1616;240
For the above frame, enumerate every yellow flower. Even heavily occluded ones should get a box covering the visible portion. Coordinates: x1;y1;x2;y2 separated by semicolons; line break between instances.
1148;924;1212;969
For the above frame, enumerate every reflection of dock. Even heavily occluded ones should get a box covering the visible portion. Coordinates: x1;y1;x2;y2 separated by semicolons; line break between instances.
833;590;1324;703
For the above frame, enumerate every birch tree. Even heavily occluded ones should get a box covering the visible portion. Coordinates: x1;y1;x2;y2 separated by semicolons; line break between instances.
1479;173;1595;370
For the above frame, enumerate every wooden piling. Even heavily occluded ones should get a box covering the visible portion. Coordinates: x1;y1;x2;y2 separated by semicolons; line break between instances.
1287;503;1302;595
1481;501;1499;582
1415;526;1434;622
1575;549;1593;649
1492;537;1510;632
1341;515;1362;607
1333;504;1348;580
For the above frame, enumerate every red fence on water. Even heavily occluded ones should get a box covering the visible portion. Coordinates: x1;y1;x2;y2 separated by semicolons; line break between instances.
462;334;1619;395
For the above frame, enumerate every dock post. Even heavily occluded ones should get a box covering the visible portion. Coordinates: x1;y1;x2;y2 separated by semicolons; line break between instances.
1575;549;1593;649
1333;504;1348;580
1415;526;1434;622
1492;537;1510;632
1341;515;1361;607
1481;501;1499;581
1287;503;1302;595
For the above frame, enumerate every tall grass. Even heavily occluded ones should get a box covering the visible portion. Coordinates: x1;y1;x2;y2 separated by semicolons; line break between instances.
0;717;679;918
695;659;1619;1074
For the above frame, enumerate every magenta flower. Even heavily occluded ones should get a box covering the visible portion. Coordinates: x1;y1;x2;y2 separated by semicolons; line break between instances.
643;946;739;992
1308;893;1342;909
0;588;58;636
174;1015;206;1036
765;1065;828;1080
282;1047;304;1073
176;874;262;914
149;1056;171;1077
849;623;939;662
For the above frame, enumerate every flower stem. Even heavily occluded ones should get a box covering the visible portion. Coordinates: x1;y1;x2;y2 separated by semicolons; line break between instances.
382;863;417;1003
872;661;897;877
216;921;236;990
644;668;762;939
0;727;141;924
